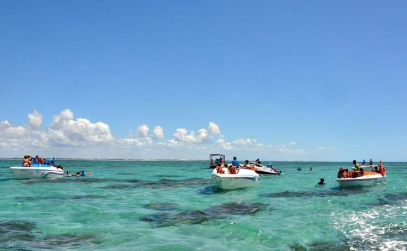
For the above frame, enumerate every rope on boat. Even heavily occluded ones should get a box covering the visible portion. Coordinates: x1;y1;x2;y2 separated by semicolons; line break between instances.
111;177;213;199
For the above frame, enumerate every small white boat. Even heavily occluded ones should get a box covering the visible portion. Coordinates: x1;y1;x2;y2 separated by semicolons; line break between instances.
209;153;225;168
211;167;260;190
10;164;65;179
336;168;386;188
244;162;280;175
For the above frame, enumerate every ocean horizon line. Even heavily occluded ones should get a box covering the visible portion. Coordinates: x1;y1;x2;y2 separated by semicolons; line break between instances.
0;158;400;163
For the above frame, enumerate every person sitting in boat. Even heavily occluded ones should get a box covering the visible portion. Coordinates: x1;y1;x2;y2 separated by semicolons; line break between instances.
371;165;379;172
228;165;238;174
35;155;44;164
47;157;56;166
267;162;278;172
352;160;360;171
337;168;347;178
32;155;39;165
256;158;261;165
242;160;250;167
369;159;374;165
242;160;256;170
216;163;224;174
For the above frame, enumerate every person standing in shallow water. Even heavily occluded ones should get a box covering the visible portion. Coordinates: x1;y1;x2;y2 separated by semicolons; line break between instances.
318;178;325;185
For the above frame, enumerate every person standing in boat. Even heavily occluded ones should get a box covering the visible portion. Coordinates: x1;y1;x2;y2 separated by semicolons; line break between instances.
352;160;360;171
369;159;374;165
21;155;31;167
378;160;386;175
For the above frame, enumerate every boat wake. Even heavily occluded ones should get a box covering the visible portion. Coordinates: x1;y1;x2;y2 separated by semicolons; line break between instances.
332;203;407;251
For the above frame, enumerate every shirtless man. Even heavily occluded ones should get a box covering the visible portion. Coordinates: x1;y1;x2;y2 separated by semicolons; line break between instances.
22;155;31;167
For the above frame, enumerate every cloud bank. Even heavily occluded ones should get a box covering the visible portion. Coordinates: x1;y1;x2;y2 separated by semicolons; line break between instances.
0;109;329;160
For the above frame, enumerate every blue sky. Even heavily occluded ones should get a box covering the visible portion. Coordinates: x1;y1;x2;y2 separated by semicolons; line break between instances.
1;1;406;161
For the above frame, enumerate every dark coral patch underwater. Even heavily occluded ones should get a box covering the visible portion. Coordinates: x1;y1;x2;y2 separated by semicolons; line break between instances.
143;202;180;211
140;202;269;227
0;220;100;250
262;189;367;199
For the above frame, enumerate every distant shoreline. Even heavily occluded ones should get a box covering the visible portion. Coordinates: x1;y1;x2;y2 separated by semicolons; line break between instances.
0;158;204;161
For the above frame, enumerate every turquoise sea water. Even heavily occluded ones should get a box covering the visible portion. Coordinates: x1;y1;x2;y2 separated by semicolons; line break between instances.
1;159;407;251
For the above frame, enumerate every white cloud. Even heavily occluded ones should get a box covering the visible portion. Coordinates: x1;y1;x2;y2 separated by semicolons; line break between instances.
232;138;256;145
47;109;113;145
317;146;333;151
136;125;149;138
120;137;152;147
289;141;297;146
172;122;220;144
207;122;220;135
0;109;319;160
152;126;164;139
28;110;43;127
0;121;26;147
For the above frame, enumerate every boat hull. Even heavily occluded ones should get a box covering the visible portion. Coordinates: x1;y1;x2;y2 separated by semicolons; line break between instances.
336;174;386;187
10;166;64;179
212;168;260;190
246;162;279;175
254;168;279;175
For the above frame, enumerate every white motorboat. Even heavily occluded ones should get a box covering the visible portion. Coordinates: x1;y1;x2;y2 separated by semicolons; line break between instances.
244;162;280;175
10;164;65;179
211;167;260;190
336;167;386;188
209;153;225;168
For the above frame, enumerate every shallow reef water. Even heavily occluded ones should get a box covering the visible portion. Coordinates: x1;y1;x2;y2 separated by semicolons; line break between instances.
1;160;407;250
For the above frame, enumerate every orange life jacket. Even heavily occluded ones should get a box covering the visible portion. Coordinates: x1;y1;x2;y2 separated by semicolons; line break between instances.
216;166;224;174
229;166;237;174
379;166;386;175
